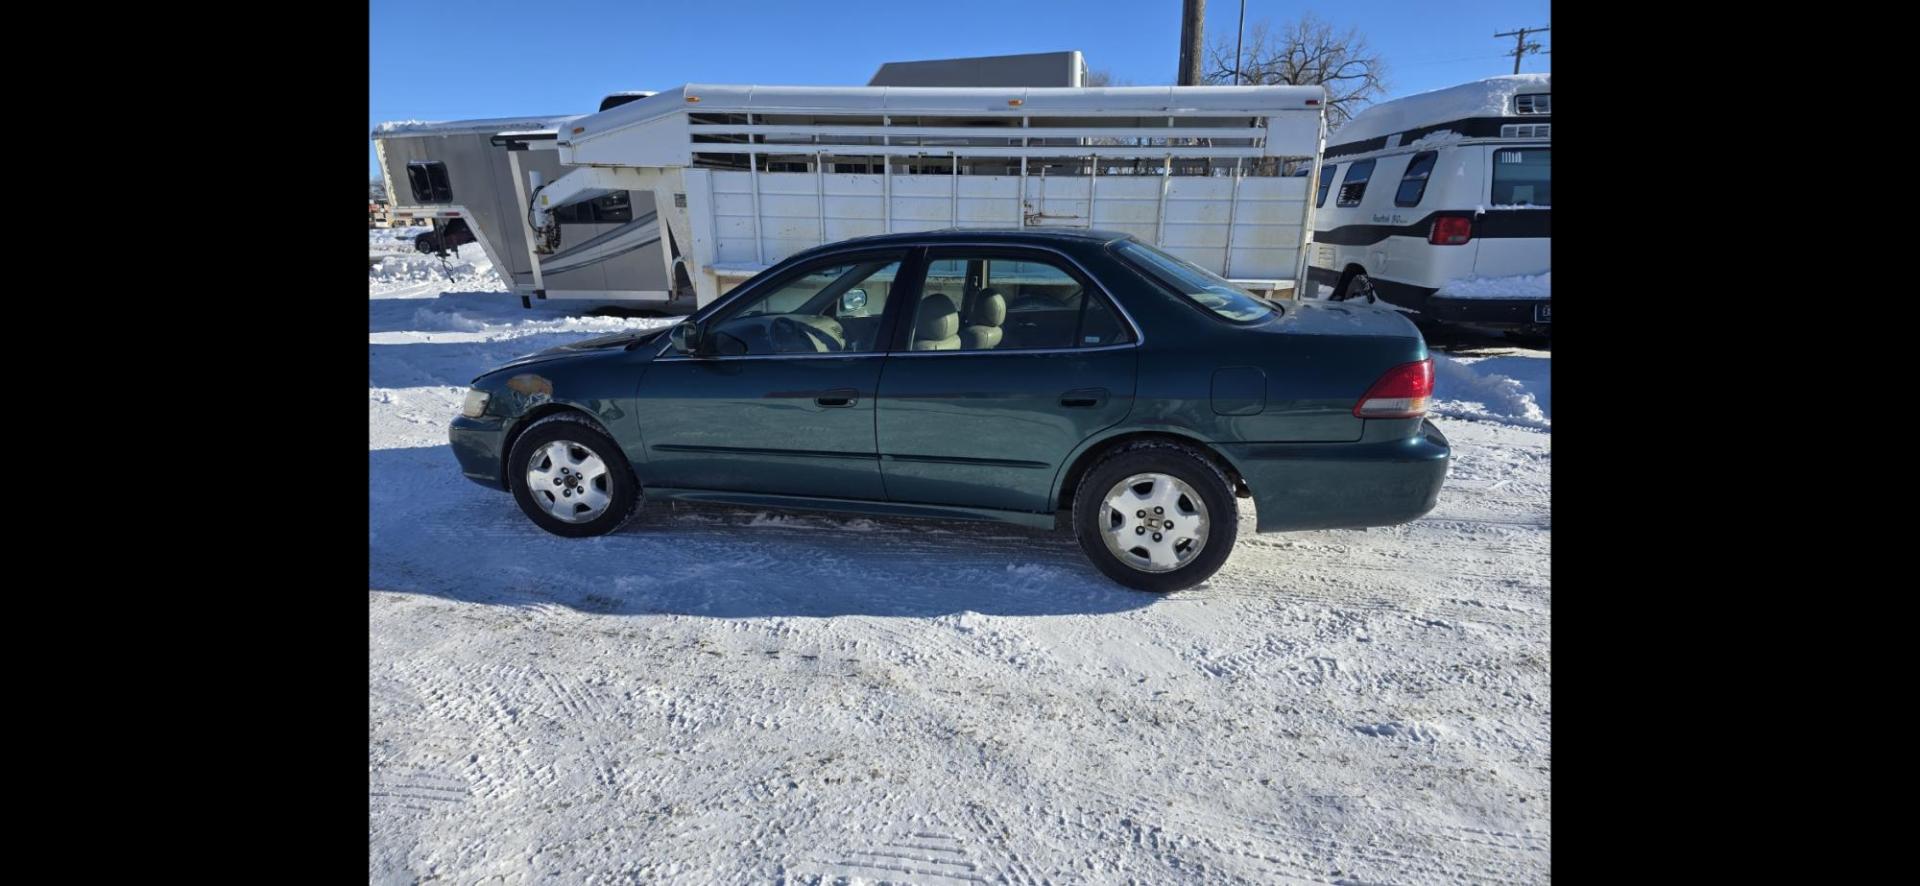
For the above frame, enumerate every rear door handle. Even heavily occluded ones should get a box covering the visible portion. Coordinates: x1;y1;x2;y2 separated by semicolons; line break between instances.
1060;387;1107;408
816;388;858;407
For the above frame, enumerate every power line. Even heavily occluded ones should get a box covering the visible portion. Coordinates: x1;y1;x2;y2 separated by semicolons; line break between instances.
1494;25;1550;75
1398;52;1513;68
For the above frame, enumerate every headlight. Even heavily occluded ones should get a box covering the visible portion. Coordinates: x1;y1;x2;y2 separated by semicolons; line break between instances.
460;388;491;417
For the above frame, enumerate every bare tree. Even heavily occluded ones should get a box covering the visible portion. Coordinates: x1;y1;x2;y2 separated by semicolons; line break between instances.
369;176;388;201
1203;13;1388;130
1082;68;1131;87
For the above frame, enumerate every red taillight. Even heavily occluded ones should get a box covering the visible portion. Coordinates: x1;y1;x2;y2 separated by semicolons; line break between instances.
1354;359;1434;419
1429;216;1473;245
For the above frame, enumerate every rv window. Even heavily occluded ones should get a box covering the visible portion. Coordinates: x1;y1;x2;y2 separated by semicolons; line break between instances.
1316;164;1337;208
1491;148;1551;207
553;191;635;225
1336;159;1376;207
1394;152;1439;207
406;161;452;204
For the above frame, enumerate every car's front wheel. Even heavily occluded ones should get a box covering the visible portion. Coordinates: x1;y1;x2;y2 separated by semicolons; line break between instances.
1072;441;1239;592
507;414;642;537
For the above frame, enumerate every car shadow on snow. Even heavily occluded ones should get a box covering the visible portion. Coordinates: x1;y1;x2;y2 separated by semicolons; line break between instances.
370;445;1158;618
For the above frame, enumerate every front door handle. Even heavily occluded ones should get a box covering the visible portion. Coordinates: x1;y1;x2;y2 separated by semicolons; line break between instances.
1060;387;1107;408
816;388;858;407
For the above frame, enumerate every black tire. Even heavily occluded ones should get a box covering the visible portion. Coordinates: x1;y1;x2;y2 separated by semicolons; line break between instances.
1332;268;1378;304
1072;440;1239;592
506;413;643;538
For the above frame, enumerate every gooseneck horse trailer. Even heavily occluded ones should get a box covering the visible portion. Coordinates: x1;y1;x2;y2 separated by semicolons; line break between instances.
374;101;685;305
377;83;1328;309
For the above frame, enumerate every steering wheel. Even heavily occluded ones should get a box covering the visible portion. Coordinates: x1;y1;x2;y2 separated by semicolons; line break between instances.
769;316;813;353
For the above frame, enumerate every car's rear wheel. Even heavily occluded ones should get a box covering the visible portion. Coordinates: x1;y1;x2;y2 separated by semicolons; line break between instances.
507;414;642;537
1072;441;1239;592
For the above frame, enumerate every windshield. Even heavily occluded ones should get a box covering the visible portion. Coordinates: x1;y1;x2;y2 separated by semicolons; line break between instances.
1113;240;1277;323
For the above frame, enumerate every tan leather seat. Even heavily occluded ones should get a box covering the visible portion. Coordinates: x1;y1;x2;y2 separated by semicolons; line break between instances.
960;288;1005;350
912;293;961;350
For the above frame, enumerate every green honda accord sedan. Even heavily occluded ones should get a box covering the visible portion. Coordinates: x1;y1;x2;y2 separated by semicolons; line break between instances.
449;229;1449;591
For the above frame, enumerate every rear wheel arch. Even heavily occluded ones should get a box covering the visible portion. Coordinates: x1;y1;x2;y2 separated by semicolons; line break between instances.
1053;430;1250;514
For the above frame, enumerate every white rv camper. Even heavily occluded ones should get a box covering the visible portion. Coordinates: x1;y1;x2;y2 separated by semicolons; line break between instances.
1303;74;1550;336
519;83;1328;309
372;98;684;307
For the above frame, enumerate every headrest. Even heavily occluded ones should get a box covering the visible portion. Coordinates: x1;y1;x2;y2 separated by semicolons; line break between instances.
967;289;1007;327
916;294;959;340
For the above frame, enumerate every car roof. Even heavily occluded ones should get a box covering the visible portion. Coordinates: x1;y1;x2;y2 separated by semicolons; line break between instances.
792;227;1135;259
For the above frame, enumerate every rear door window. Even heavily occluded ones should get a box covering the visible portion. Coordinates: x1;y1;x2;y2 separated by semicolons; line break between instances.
907;252;1130;351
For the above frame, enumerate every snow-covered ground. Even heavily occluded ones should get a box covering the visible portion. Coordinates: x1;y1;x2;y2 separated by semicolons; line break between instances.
370;237;1551;883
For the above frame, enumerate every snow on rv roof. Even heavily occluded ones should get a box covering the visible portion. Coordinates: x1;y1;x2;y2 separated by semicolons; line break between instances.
371;114;583;138
564;82;1326;144
1330;74;1549;148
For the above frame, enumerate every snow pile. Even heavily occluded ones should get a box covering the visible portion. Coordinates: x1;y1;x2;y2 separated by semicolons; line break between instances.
1436;272;1551;300
373;115;577;136
1432;353;1550;430
1333;74;1550;145
369;243;503;296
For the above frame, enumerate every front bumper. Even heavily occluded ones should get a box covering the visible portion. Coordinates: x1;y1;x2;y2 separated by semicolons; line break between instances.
1426;295;1550;331
1218;420;1451;533
449;415;509;490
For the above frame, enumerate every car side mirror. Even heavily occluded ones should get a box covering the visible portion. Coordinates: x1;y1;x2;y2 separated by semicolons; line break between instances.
840;288;868;314
668;321;706;356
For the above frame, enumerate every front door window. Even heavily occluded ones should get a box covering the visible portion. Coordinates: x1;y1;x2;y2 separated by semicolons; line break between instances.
700;257;904;355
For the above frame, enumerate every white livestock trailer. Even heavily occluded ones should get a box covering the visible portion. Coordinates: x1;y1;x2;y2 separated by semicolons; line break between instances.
517;83;1328;309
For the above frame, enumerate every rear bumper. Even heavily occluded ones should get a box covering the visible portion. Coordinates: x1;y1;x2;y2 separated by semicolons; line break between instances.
1218;420;1451;533
1426;295;1550;331
449;415;509;490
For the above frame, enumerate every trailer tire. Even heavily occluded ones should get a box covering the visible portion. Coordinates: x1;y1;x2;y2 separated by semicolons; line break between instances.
1332;268;1378;304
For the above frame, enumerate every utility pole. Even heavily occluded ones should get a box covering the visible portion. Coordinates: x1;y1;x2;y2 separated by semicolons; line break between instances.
1178;0;1207;86
1234;0;1246;84
1495;25;1550;75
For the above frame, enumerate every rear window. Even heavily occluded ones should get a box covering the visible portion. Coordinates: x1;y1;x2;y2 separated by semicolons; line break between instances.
1394;151;1439;207
1336;159;1376;207
1114;241;1275;324
1315;163;1337;208
1492;148;1550;206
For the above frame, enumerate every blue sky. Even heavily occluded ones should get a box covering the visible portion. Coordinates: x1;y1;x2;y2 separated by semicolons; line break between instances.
370;0;1549;177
